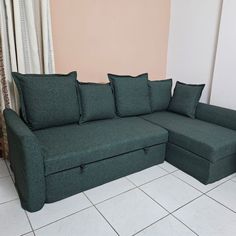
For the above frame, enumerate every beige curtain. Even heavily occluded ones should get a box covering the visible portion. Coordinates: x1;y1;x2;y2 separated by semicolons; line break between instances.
0;0;55;158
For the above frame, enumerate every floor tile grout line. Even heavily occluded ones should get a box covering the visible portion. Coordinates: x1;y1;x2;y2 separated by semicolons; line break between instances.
91;175;202;236
131;213;171;236
20;231;35;236
171;172;236;214
125;171;170;189
138;182;203;236
127;170;204;215
24;211;36;236
83;172;186;236
130;188;201;236
158;165;178;174
126;177;170;213
137;185;171;213
171;214;199;236
127;173;203;215
170;172;206;193
93;205;120;236
204;178;235;195
83;167;172;206
204;194;236;214
31;205;93;232
90;177;200;236
85;186;137;206
83;192;120;236
170;171;234;195
169;194;204;236
1;161;36;235
0;197;19;206
169;194;204;215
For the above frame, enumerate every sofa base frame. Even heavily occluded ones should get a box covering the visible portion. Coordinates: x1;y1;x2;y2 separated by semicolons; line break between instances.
166;143;236;184
45;143;166;203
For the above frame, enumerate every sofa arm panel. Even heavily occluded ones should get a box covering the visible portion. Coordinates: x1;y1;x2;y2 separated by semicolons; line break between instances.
196;103;236;130
3;108;45;212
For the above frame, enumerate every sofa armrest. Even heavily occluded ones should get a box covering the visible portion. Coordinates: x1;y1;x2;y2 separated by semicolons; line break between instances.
196;103;236;130
3;108;45;212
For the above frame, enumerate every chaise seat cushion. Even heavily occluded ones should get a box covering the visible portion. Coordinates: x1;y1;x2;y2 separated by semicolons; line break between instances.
34;117;168;175
141;111;236;162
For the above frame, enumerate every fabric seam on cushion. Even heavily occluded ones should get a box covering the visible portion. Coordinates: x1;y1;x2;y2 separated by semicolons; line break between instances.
44;142;167;176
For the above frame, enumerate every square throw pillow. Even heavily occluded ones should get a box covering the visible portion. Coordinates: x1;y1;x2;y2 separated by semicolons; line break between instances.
149;79;172;111
168;81;205;118
12;71;80;130
78;82;116;123
108;73;151;117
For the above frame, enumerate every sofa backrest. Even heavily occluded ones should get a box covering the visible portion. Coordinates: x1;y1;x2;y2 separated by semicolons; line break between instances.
12;71;80;130
196;103;236;131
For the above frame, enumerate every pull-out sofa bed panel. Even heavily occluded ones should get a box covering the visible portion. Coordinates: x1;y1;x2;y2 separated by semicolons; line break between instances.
34;117;168;175
34;117;168;202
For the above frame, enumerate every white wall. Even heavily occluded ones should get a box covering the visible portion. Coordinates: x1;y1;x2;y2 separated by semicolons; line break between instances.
210;0;236;110
167;0;222;103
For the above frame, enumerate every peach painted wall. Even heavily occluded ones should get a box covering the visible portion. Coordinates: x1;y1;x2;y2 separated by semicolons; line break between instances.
50;0;170;82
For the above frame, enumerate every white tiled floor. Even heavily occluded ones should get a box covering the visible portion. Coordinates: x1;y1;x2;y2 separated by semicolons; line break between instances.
0;159;10;178
1;159;236;236
0;176;18;204
85;177;135;204
126;165;168;186
27;193;92;230
140;174;201;212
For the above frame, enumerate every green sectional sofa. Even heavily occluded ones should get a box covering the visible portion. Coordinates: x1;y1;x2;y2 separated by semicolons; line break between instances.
4;72;236;212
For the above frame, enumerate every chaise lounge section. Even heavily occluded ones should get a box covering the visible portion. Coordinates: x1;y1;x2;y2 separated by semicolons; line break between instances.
142;104;236;184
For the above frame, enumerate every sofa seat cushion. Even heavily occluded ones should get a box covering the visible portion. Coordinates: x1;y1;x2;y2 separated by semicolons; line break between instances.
142;112;236;162
34;117;168;175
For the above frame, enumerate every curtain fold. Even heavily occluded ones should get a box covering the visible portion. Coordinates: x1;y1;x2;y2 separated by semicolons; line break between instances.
0;0;55;158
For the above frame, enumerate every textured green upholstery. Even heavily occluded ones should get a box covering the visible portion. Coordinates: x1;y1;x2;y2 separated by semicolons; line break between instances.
5;77;236;213
166;143;236;184
108;73;151;116
196;103;236;131
149;79;172;111
12;71;80;130
3;109;45;212
78;82;115;123
168;81;205;118
34;117;168;175
142;111;236;162
46;144;165;202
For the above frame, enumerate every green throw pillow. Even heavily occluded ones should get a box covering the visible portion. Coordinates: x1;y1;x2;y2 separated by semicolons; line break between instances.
108;73;151;117
149;79;172;111
12;71;80;130
168;81;205;118
78;82;116;123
